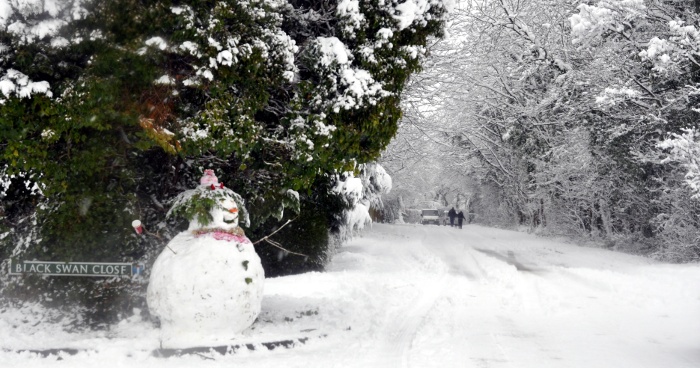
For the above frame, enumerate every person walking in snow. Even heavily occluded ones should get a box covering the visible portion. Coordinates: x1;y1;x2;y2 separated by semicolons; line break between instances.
448;207;456;227
457;210;465;229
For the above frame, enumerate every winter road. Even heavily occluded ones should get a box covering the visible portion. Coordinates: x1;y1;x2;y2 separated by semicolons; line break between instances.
315;223;700;368
2;223;699;368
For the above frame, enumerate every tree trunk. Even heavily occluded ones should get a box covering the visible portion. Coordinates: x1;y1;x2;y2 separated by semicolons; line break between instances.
398;195;405;222
465;196;472;223
540;198;546;228
599;198;613;239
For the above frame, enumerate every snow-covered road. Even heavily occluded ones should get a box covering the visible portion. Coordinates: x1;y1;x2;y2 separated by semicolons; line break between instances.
2;223;700;367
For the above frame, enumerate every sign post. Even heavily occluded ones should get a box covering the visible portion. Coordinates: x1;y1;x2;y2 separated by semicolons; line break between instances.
8;260;142;277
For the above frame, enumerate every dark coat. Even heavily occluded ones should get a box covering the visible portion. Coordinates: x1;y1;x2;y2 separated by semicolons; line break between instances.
457;211;465;224
448;208;456;219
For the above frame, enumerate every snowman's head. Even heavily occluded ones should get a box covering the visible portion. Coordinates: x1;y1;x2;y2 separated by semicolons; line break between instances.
214;197;239;229
173;169;250;231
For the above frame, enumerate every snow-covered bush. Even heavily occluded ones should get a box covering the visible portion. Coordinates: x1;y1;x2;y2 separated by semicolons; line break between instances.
359;163;393;212
330;163;393;242
658;128;700;200
403;208;422;224
333;173;372;236
648;188;700;263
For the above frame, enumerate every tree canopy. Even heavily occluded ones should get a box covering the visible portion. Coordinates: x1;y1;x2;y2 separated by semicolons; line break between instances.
383;0;700;262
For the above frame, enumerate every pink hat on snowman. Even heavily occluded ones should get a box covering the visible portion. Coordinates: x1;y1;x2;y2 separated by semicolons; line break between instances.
200;169;218;185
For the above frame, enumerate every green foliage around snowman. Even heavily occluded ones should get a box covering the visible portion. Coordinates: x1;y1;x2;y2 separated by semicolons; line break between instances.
167;183;250;230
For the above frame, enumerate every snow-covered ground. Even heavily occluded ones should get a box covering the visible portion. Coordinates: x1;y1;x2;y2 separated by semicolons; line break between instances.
2;223;699;367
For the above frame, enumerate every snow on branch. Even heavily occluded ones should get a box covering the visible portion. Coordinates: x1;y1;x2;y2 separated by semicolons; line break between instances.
311;37;389;112
0;0;87;44
0;69;52;104
639;20;700;75
570;0;646;45
658;128;700;200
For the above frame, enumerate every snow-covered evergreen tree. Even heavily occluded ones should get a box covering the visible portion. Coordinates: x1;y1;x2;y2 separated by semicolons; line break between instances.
0;0;447;323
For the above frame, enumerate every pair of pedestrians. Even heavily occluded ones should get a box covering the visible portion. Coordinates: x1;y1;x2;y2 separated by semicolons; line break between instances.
447;207;466;229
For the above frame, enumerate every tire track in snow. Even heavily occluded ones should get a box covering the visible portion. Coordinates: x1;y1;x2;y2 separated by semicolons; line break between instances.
466;227;617;298
360;227;451;368
423;226;485;280
383;273;449;368
361;226;570;368
417;228;523;367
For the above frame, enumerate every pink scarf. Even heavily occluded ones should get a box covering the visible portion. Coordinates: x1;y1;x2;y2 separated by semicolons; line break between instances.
195;231;251;244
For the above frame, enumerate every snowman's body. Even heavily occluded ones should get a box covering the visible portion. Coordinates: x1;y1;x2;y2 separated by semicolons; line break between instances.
147;171;264;348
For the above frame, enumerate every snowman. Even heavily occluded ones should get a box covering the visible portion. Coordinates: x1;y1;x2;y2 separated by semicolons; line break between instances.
147;169;264;348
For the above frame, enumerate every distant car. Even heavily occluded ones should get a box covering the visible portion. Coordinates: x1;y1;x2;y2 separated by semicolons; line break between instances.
420;209;440;225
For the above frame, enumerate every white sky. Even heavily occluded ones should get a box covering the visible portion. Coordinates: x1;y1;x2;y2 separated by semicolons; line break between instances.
1;223;699;367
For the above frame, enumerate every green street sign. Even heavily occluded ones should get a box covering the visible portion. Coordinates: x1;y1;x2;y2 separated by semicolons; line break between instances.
8;260;142;277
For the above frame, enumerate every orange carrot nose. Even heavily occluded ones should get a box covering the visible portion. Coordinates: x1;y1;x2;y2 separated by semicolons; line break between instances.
228;208;238;213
